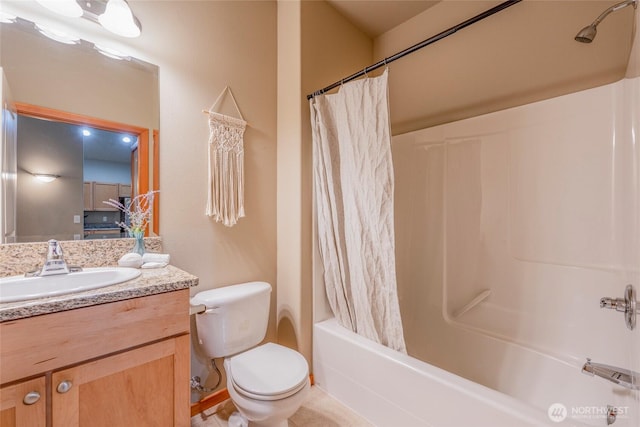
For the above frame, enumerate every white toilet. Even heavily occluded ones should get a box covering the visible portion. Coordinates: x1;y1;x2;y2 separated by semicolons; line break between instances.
191;282;310;427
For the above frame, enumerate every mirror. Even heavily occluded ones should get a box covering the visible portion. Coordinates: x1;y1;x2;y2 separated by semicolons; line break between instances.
0;15;159;243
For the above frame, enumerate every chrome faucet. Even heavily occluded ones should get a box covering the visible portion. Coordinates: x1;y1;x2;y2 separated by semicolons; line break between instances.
39;239;70;276
581;358;640;390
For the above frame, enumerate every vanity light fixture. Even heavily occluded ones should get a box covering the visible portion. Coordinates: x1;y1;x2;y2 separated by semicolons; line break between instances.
33;173;60;183
82;129;91;136
33;0;142;38
122;136;132;143
35;0;84;18
98;0;141;38
35;23;80;45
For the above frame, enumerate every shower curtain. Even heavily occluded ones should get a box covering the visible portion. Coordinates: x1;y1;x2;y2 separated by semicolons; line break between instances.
310;69;406;353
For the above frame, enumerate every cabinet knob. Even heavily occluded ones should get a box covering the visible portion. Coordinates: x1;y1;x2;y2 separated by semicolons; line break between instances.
23;391;41;405
56;380;73;394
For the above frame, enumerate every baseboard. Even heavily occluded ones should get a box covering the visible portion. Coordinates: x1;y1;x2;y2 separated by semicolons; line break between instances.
190;374;315;417
190;388;230;417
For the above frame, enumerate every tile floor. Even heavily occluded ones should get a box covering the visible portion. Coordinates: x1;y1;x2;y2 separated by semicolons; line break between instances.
191;386;373;427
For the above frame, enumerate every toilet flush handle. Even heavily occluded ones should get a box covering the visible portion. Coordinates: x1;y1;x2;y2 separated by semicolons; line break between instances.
189;304;206;315
189;304;221;315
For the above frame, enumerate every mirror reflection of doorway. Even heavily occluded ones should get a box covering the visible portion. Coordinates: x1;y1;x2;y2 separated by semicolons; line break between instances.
17;114;135;241
81;124;135;240
13;104;152;242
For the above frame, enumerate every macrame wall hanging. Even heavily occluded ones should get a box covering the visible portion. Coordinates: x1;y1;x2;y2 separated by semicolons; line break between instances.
204;86;247;227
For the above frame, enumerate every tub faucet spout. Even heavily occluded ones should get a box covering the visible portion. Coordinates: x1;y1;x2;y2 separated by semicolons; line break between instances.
581;358;640;390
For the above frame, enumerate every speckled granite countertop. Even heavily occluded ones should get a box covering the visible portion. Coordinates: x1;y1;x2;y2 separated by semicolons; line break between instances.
0;265;199;322
0;237;163;277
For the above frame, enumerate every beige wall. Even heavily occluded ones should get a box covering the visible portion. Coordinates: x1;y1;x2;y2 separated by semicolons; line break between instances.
130;2;278;399
301;0;373;333
276;0;372;364
276;1;303;355
373;1;634;134
132;1;278;286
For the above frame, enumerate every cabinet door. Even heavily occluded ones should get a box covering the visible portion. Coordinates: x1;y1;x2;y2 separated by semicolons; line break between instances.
52;335;189;427
118;184;131;198
83;182;93;210
0;377;46;427
92;183;119;211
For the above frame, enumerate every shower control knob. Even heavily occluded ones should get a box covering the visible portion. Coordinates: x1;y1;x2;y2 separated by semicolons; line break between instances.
600;285;638;331
600;297;626;312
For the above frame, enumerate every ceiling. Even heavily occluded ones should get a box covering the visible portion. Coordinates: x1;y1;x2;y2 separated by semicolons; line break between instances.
326;0;439;37
83;126;134;163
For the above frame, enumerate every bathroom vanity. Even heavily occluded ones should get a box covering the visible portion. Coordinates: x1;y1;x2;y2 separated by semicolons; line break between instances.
0;260;198;427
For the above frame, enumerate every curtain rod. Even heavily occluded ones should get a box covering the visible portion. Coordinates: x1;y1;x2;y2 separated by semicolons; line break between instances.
307;0;522;100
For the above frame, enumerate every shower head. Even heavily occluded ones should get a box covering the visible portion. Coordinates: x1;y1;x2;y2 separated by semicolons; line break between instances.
575;24;598;43
574;0;637;43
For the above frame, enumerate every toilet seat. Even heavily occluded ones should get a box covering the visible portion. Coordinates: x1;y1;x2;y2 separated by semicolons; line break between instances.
227;342;309;401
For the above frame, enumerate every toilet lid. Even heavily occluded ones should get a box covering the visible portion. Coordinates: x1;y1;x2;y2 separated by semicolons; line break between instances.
228;342;309;400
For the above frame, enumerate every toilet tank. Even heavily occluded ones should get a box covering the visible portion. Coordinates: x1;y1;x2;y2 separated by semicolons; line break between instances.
191;281;271;358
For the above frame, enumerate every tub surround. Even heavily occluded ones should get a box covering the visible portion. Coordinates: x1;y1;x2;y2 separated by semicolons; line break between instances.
0;237;199;322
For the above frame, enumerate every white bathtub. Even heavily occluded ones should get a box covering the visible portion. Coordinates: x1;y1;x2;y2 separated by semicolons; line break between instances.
313;318;590;427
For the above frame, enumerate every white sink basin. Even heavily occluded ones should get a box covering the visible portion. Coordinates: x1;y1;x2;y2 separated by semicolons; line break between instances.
0;267;142;303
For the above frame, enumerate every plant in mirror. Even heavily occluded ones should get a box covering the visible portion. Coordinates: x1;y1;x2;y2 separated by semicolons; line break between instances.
0;11;159;244
104;190;158;255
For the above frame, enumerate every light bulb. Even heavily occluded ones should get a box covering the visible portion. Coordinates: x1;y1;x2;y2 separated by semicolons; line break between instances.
34;174;59;183
98;0;141;38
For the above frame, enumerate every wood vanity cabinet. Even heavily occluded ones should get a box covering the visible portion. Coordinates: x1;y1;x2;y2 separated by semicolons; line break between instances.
0;377;46;427
0;290;190;427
